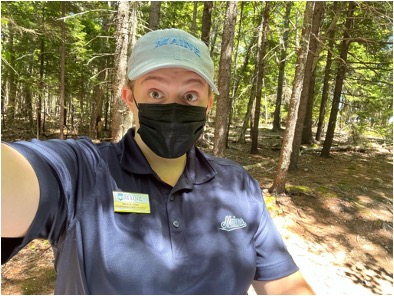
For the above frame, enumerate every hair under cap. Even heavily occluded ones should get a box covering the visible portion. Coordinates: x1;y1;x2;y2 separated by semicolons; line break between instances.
127;28;219;94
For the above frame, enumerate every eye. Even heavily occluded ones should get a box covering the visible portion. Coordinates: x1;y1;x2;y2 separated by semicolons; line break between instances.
149;90;164;100
183;92;199;102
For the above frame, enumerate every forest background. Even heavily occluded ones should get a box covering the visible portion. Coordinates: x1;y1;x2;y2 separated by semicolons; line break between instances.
1;1;393;295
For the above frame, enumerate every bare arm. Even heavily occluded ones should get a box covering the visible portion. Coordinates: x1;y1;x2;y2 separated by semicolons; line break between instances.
1;143;39;237
252;271;315;295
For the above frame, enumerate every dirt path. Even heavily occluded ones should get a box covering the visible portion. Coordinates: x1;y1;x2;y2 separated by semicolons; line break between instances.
1;140;393;295
232;142;393;295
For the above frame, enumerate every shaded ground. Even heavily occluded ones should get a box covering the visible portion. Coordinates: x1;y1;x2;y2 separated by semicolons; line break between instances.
1;128;393;295
228;130;393;295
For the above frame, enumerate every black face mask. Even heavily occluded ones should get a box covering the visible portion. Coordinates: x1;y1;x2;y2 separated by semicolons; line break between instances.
136;102;207;159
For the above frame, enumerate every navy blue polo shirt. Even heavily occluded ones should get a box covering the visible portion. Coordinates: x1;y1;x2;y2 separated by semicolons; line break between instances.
3;129;298;294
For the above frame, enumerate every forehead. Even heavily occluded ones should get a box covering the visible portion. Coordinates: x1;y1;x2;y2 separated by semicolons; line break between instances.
136;68;208;87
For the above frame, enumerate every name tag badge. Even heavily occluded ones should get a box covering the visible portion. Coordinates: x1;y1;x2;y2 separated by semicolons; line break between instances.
113;191;151;214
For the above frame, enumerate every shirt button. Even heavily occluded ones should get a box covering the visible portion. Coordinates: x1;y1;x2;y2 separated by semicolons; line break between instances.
172;220;180;228
169;196;175;202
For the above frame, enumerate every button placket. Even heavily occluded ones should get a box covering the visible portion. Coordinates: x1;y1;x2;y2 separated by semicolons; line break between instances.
169;195;180;229
167;192;187;258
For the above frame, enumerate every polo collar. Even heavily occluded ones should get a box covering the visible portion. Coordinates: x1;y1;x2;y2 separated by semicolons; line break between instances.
119;128;217;185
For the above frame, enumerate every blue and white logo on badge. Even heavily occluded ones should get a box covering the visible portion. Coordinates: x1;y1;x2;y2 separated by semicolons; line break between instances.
116;193;124;201
219;215;247;232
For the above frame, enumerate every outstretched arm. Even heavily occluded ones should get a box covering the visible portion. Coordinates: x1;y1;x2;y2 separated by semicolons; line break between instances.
1;143;39;237
252;271;315;295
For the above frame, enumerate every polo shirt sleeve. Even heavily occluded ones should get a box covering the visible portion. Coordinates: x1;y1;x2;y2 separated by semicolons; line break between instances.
249;177;300;281
1;138;100;264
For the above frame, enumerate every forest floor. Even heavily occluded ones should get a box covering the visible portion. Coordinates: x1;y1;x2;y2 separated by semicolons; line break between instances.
1;127;393;295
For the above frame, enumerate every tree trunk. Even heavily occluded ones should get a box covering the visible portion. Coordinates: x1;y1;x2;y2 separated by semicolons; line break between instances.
59;2;66;139
269;1;314;195
212;1;237;157
24;60;34;129
90;69;106;139
199;1;213;145
148;1;161;31
272;2;292;132
37;33;45;138
6;23;16;125
235;32;258;144
233;34;255;103
302;2;325;145
321;1;356;158
90;10;111;139
191;2;198;35
238;76;256;144
209;7;219;56
201;1;213;46
226;1;245;148
111;1;135;143
251;2;270;154
316;1;340;141
289;1;324;171
21;39;34;130
1;74;7;129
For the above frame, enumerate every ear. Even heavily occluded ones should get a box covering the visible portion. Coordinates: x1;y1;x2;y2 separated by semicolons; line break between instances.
206;93;214;114
122;84;135;110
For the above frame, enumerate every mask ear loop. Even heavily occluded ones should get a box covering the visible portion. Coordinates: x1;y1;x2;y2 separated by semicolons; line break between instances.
132;94;140;110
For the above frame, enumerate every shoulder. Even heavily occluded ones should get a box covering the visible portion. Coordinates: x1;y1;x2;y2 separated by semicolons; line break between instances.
8;136;106;173
199;150;263;201
95;140;123;166
203;151;246;172
96;140;120;155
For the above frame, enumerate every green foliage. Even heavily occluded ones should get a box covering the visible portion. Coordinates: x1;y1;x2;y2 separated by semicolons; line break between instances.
1;1;392;143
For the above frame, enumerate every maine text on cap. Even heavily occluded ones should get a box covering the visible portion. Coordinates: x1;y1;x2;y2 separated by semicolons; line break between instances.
155;36;201;57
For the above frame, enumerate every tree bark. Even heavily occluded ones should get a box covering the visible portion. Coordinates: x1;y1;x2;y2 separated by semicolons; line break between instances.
236;15;260;144
316;37;335;141
199;1;213;146
148;1;161;31
35;1;46;138
90;11;111;139
191;2;198;34
272;2;292;132
111;1;135;143
226;1;245;148
238;76;256;144
6;23;16;125
23;51;34;129
251;2;270;154
302;2;325;145
37;33;44;138
59;2;66;139
90;69;106;139
289;1;324;171
269;1;314;195
321;1;356;157
212;1;237;157
316;2;340;141
201;1;213;46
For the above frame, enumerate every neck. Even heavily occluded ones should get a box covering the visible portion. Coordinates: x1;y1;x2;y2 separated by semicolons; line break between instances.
134;132;186;187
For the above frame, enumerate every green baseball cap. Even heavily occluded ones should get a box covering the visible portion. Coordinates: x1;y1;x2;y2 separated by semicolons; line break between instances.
127;28;219;94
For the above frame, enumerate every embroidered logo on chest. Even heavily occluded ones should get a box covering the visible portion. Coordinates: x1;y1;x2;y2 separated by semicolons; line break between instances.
219;215;247;232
